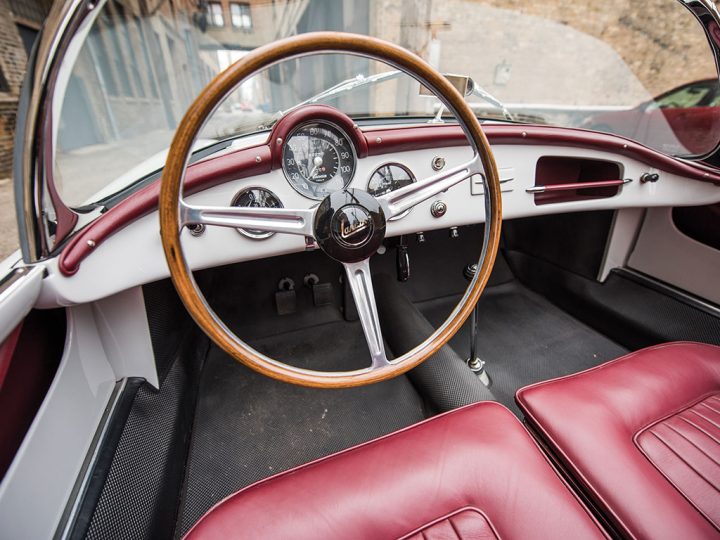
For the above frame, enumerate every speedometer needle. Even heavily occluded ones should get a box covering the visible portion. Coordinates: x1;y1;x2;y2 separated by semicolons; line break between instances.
306;155;323;180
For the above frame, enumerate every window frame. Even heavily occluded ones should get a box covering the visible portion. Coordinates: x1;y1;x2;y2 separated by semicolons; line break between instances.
208;2;225;27
230;2;252;30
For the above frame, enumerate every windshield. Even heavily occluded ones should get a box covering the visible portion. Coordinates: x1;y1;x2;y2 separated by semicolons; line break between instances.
55;0;718;207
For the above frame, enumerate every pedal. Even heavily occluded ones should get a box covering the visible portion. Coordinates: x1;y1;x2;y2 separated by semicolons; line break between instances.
312;283;333;306
275;277;296;315
304;273;333;306
396;242;410;282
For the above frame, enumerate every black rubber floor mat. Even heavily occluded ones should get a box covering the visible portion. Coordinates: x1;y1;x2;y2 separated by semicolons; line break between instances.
419;281;628;416
175;320;426;536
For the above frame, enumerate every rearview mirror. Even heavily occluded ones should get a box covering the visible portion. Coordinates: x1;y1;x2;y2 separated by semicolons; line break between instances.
419;74;471;97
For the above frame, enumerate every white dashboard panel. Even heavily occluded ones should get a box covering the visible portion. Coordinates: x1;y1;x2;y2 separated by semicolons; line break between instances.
37;142;720;307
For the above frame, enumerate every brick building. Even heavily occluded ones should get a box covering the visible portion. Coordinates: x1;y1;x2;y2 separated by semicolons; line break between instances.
0;0;52;178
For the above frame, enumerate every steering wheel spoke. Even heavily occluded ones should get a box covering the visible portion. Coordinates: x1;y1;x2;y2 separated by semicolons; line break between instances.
343;259;389;369
377;155;482;219
180;201;315;237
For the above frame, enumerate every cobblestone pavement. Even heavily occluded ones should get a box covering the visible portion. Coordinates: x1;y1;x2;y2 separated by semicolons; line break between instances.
0;178;19;262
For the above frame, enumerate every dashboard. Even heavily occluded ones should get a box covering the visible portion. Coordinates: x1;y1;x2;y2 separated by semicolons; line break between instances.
43;104;720;307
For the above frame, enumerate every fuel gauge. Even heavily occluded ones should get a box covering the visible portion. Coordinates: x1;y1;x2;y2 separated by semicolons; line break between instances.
367;163;416;220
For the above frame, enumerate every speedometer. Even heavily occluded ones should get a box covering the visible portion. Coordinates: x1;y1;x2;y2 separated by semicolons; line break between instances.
282;121;356;200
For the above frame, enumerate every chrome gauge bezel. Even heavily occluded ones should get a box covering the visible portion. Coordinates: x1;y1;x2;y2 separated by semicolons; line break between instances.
281;120;357;200
366;162;417;221
230;186;284;239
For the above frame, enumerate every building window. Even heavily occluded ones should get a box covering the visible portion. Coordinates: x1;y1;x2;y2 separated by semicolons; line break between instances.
208;2;224;27
0;67;9;93
230;3;252;30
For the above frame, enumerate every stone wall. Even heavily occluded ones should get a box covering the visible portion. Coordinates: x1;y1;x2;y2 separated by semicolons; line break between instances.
473;0;716;98
368;0;717;108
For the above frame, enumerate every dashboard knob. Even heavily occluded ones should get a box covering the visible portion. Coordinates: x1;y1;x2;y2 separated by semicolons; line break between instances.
463;263;478;281
640;172;660;183
430;200;447;218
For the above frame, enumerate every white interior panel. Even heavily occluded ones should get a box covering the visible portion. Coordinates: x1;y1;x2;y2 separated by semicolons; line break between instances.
0;305;116;540
628;207;720;305
597;208;645;281
92;286;158;388
0;265;44;343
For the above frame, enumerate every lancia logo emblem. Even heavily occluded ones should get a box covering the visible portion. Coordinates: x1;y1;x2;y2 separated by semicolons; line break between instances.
333;205;374;247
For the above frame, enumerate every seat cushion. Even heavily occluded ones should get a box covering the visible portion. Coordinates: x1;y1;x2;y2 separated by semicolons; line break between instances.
184;402;605;540
516;342;720;539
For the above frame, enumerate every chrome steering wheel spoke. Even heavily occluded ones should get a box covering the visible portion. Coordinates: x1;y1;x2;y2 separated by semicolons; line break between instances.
377;155;482;219
180;200;315;237
343;259;389;369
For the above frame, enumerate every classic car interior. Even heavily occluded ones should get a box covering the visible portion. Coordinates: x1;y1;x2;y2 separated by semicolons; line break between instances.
1;1;720;539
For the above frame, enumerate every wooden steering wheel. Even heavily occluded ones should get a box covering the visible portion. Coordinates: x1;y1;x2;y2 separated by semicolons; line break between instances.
159;32;502;388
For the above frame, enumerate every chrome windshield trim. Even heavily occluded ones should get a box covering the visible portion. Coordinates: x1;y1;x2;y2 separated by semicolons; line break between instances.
17;0;105;263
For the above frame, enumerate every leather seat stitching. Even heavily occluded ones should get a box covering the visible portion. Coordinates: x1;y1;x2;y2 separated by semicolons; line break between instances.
633;390;720;436
700;401;720;416
645;431;720;493
688;409;720;432
447;515;461;539
663;422;720;468
397;506;500;540
637;430;720;531
678;415;720;447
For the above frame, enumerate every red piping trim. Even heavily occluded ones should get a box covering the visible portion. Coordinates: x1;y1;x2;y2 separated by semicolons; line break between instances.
58;120;720;276
58;144;271;276
365;124;720;185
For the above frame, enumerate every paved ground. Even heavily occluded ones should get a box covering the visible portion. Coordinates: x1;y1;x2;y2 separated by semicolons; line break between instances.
0;178;19;262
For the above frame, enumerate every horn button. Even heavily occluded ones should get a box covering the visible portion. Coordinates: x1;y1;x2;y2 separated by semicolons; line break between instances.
314;189;386;263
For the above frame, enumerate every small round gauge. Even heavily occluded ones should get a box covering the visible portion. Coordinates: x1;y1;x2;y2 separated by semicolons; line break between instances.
231;187;284;239
282;121;356;200
367;163;416;220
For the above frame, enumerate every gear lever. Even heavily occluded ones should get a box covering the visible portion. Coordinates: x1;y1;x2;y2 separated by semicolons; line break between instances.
463;263;491;386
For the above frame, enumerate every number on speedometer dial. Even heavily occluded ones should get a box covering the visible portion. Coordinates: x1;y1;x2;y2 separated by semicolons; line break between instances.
282;122;356;200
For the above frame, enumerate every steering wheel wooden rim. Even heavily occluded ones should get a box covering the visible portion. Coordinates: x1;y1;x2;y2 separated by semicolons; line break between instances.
159;32;502;388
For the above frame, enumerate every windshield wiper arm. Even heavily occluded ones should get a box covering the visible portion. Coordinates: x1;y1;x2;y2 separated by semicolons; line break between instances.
302;71;403;107
468;79;514;121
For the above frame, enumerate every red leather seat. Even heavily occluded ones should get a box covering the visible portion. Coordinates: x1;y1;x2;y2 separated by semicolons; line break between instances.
517;342;720;539
185;402;605;539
